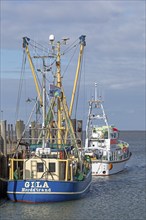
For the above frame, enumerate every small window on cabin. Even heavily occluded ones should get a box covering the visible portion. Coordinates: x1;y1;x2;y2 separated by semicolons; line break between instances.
49;162;56;172
37;163;44;172
93;128;96;133
104;132;108;139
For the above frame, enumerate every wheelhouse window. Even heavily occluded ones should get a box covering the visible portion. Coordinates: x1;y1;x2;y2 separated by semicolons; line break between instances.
37;163;44;172
104;132;108;139
49;162;56;172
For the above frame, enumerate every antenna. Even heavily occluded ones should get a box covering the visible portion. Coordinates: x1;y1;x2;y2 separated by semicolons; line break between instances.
94;82;97;101
62;37;70;45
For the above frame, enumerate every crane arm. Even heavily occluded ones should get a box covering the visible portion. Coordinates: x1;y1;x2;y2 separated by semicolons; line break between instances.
69;35;86;116
23;37;43;106
64;35;86;142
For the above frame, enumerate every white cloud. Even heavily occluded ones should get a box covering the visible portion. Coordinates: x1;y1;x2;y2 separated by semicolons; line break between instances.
108;79;145;90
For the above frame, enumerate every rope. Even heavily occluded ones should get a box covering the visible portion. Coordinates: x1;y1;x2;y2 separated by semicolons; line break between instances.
62;96;79;153
15;50;26;121
83;52;86;122
62;38;79;54
62;43;79;78
29;40;49;54
13;102;38;157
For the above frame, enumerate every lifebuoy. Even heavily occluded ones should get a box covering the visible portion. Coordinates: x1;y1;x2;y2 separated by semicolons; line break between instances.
60;151;64;159
122;147;127;153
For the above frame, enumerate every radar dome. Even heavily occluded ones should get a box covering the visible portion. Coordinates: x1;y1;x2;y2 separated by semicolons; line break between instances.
49;34;55;42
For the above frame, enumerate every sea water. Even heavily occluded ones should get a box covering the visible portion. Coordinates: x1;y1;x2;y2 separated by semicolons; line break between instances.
0;131;145;220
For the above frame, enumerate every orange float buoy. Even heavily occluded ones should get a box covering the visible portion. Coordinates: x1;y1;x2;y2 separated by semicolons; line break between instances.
108;163;113;170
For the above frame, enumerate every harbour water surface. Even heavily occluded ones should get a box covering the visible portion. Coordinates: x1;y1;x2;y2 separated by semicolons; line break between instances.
0;131;145;220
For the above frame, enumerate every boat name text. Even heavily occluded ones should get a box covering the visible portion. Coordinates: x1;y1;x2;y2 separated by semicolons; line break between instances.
21;181;51;192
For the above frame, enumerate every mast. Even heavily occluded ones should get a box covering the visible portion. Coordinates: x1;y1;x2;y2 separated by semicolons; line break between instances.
94;82;110;139
85;100;92;149
42;58;46;149
95;82;97;101
56;41;62;147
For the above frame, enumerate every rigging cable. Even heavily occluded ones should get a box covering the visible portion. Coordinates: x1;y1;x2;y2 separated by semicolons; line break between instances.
83;51;86;123
29;39;49;54
62;38;79;54
62;43;79;78
13;100;38;156
15;50;26;121
29;41;57;95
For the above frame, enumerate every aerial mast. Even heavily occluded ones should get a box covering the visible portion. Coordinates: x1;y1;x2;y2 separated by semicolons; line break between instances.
56;41;62;147
42;58;47;149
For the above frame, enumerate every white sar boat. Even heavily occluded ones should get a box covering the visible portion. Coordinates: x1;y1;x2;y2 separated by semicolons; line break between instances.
85;83;132;176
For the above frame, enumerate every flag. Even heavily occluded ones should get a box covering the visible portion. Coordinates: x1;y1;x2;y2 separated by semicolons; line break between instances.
49;84;61;97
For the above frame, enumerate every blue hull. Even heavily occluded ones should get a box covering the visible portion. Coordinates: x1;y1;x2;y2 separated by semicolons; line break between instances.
7;171;92;203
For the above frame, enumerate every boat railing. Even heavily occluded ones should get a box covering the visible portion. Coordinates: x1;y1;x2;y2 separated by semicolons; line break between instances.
20;136;82;146
91;147;130;162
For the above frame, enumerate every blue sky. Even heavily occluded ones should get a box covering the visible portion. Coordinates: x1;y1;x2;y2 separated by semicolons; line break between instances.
0;0;145;130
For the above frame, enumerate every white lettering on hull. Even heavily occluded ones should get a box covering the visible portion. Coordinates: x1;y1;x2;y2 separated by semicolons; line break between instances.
22;181;51;192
